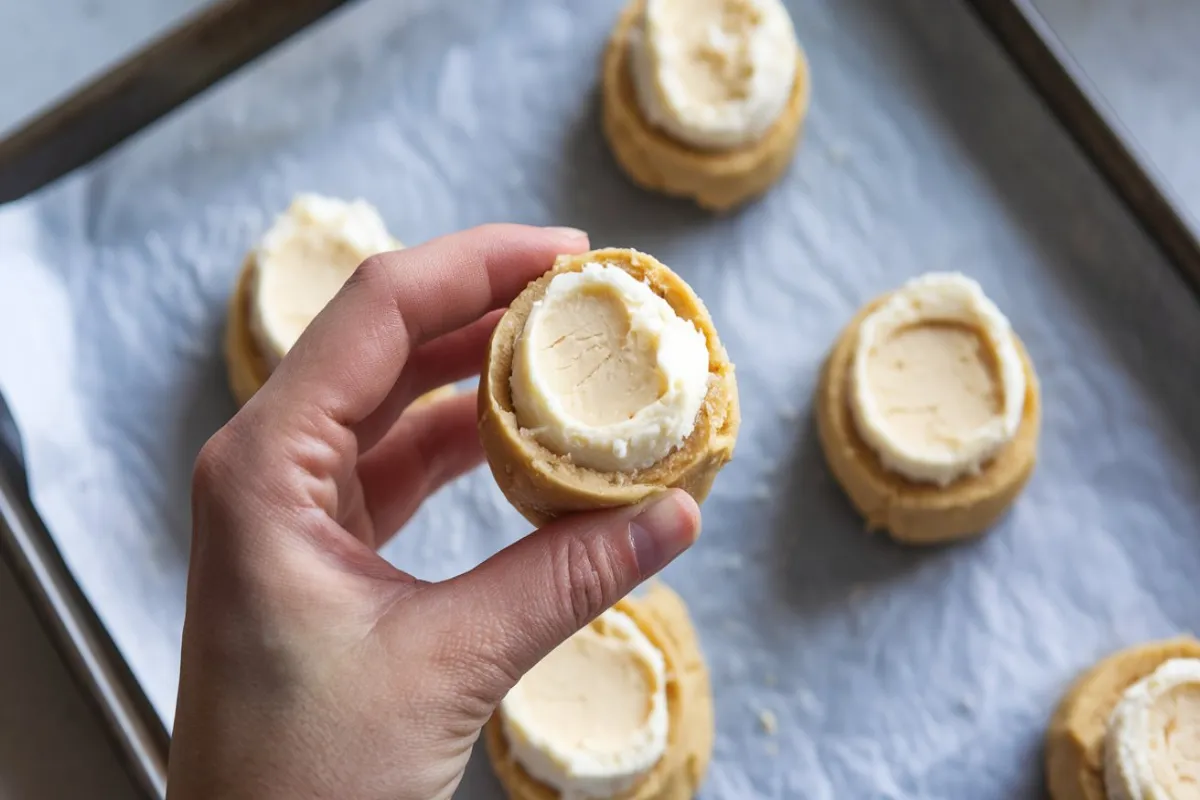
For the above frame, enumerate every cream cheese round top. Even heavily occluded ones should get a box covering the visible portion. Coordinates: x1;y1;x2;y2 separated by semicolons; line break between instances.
849;272;1026;486
1105;658;1200;800
628;0;798;150
500;608;669;799
509;262;709;472
249;194;396;369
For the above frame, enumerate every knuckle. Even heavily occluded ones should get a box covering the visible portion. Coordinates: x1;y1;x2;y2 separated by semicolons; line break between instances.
555;534;622;630
343;253;393;300
191;428;234;500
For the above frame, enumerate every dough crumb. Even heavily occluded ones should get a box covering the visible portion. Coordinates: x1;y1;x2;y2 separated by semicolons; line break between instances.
758;709;778;735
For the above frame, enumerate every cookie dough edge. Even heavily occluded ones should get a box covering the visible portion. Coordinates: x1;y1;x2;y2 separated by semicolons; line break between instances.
599;0;811;211
1045;636;1200;800
815;298;1041;544
483;583;714;800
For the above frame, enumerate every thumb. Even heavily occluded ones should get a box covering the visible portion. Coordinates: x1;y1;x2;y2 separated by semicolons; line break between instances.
434;489;699;703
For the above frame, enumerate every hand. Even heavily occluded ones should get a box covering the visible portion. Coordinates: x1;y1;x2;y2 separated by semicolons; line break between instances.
167;224;702;800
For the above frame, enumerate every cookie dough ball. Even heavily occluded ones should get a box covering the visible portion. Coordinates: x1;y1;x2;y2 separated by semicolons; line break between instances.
816;272;1040;543
478;248;739;526
224;194;452;407
485;583;713;800
601;0;811;211
1046;637;1200;800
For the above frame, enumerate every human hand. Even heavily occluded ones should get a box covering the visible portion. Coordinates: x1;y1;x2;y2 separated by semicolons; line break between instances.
167;224;701;800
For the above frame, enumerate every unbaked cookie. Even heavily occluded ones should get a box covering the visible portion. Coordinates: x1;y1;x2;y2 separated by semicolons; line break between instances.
485;583;713;800
601;0;811;211
478;247;739;526
224;194;452;408
1046;636;1200;800
816;273;1040;543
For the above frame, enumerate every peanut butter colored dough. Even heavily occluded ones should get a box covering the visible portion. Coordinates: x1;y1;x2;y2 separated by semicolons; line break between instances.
816;298;1040;544
1046;637;1200;800
601;0;811;211
223;254;454;408
485;583;714;800
478;248;739;526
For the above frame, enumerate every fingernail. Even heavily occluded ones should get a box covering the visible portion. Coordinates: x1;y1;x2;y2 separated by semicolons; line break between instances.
543;225;588;241
628;491;700;579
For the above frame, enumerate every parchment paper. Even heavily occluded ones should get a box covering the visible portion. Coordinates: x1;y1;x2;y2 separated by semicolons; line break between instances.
1;0;1199;796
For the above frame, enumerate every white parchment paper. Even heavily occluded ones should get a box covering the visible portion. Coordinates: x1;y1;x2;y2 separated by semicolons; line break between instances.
1;0;1199;796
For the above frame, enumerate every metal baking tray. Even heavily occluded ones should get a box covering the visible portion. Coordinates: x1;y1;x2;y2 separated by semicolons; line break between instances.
0;1;1197;797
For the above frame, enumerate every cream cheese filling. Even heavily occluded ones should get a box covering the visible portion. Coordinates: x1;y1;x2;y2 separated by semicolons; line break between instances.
249;194;396;369
510;262;709;472
849;272;1025;486
500;608;669;799
1105;658;1200;800
628;0;798;150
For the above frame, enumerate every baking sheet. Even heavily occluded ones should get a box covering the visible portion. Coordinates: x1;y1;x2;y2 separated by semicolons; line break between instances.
1033;0;1200;228
1;0;1199;796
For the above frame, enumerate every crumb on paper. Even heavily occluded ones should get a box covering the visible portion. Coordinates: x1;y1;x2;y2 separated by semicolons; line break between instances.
752;483;771;500
763;671;778;688
758;709;778;735
828;143;850;164
764;740;779;756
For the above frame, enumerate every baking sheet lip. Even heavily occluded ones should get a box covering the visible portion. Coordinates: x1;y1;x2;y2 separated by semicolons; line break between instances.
963;0;1200;300
0;423;169;800
0;0;1199;797
0;0;360;205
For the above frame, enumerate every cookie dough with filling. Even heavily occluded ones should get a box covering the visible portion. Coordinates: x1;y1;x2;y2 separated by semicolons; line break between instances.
478;248;739;526
224;194;453;407
1046;637;1200;800
816;273;1040;543
602;0;811;211
510;262;710;473
486;583;713;800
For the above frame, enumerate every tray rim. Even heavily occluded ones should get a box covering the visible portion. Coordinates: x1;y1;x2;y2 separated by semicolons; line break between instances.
1;1;1198;798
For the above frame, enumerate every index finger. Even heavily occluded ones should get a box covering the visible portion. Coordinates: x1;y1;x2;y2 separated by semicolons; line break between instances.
258;223;589;428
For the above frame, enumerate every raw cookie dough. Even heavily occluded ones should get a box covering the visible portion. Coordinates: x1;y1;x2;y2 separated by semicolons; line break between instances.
478;248;739;526
224;194;453;408
601;0;811;211
1046;637;1200;800
485;583;713;800
816;274;1040;543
